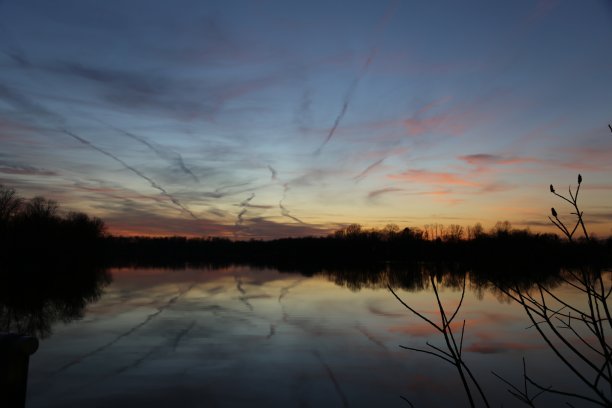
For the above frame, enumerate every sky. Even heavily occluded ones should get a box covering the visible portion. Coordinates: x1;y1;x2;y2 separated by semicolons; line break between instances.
1;0;611;239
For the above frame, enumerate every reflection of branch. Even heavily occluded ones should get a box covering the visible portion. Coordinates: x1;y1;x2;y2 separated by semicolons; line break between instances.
497;270;612;406
389;276;490;408
492;358;548;407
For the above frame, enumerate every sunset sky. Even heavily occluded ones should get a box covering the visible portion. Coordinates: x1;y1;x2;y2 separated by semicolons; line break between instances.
1;0;611;239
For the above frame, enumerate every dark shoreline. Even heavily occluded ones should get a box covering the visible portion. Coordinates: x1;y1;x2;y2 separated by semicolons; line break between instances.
103;232;612;271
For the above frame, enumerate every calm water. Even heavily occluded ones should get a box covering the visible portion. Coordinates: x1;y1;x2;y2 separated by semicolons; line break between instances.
19;265;608;407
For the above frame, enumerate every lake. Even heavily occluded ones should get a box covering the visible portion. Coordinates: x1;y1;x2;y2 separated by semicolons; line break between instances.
18;264;610;407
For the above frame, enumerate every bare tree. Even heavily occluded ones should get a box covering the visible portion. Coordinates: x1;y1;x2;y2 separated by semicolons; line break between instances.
0;185;23;224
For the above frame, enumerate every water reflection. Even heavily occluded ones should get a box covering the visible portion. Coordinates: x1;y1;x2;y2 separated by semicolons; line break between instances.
22;263;610;407
0;263;111;339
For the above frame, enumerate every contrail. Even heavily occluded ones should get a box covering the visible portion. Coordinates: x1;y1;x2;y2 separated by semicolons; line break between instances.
314;0;398;155
96;120;199;183
63;129;198;219
235;193;255;227
313;57;372;156
235;208;247;227
353;158;385;182
267;165;277;180
279;184;305;224
278;278;306;303
279;201;305;224
239;193;255;207
312;350;350;408
53;283;196;375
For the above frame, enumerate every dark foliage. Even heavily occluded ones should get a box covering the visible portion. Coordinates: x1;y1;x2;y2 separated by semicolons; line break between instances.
0;185;107;266
0;185;111;338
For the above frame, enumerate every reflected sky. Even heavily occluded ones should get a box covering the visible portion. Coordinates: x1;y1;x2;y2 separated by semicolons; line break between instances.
26;266;605;407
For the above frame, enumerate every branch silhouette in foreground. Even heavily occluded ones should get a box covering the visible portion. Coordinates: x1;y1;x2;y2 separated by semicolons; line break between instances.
497;173;611;406
548;173;589;242
390;170;611;406
388;276;490;408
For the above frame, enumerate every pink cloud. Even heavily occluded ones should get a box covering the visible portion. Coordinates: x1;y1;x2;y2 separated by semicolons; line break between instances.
465;341;544;354
403;116;450;136
557;146;612;172
478;182;517;193
388;169;478;187
389;320;464;337
404;374;446;392
459;154;536;167
405;89;514;139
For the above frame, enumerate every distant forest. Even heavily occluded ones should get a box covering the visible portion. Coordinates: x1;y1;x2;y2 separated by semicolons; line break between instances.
1;185;611;270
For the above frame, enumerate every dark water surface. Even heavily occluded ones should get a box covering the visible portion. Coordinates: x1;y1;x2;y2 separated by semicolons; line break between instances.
20;265;608;407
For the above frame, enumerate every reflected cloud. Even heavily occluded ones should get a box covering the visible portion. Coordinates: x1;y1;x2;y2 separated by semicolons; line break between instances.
464;341;544;354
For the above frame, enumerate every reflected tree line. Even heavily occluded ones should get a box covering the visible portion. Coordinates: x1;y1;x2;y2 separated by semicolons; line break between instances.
1;178;610;406
1;182;610;336
0;185;110;338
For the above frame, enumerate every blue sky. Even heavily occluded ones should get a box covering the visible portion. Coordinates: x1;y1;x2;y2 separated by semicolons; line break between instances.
1;0;611;238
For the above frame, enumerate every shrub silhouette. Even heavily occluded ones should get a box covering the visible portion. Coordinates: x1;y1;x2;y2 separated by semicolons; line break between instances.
0;185;106;265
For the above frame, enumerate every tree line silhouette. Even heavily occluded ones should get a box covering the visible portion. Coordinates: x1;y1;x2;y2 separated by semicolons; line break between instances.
1;184;610;270
105;222;611;270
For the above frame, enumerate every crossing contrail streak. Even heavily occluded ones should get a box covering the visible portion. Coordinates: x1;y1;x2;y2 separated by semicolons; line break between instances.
279;183;305;224
267;165;277;180
313;60;371;156
353;158;385;182
63;129;198;219
106;124;200;183
314;0;399;155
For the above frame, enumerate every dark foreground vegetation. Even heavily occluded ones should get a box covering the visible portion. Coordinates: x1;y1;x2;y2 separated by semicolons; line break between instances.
0;186;111;338
0;186;106;266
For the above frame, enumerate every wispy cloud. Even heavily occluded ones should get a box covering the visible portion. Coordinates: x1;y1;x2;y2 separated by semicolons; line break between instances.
353;158;385;182
367;187;403;200
314;58;371;155
104;210;228;237
234;193;255;233
0;162;57;176
101;122;199;183
63;129;198;220
267;164;277;181
388;169;477;187
314;1;398;155
459;153;535;167
234;216;330;240
279;183;305;224
0;82;62;122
